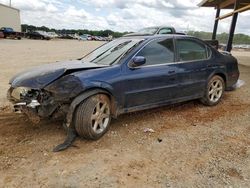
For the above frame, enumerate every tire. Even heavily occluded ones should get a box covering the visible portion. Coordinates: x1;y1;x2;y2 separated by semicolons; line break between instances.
74;94;111;140
200;75;225;106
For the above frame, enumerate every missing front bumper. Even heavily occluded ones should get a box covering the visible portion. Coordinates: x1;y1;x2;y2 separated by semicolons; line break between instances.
13;101;41;124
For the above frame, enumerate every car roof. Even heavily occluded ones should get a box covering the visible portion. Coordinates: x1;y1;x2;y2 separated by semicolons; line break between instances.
121;34;194;40
141;26;174;29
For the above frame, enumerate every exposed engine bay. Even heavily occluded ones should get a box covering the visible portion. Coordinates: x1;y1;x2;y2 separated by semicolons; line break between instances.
8;87;69;123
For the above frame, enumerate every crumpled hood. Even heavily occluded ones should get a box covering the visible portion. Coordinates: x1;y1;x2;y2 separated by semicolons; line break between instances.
10;60;107;89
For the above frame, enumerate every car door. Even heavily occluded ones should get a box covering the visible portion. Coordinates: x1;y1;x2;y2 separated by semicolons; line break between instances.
122;38;180;109
174;37;211;99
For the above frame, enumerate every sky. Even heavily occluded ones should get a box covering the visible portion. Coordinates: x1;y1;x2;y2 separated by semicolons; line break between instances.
1;0;250;34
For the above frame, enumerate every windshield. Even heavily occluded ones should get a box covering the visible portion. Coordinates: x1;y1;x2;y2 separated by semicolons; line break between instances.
138;27;158;35
82;38;143;65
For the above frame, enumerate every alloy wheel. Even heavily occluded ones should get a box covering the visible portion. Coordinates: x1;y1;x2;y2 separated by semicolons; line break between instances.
91;101;110;134
208;79;223;103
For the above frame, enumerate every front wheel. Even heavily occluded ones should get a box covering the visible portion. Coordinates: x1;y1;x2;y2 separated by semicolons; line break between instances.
74;94;111;140
200;75;225;106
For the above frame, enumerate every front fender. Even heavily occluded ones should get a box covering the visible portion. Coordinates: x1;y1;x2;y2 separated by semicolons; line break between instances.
84;80;115;94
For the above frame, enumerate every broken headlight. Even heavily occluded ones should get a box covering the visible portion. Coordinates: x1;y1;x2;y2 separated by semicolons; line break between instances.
11;87;31;100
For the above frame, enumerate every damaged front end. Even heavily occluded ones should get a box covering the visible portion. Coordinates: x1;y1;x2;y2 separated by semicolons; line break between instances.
7;74;86;152
7;85;78;152
7;60;107;152
8;72;85;124
7;87;64;124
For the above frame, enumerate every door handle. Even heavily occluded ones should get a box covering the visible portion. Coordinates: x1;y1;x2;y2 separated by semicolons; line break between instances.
168;70;175;74
207;64;216;68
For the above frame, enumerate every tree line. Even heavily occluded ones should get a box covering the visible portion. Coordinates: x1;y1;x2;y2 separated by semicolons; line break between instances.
21;24;250;44
21;24;128;38
187;31;250;45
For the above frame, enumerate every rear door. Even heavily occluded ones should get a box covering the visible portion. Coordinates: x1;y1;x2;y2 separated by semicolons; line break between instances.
174;37;211;99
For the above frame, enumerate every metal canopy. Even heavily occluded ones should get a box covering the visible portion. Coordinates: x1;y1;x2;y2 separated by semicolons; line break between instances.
198;0;250;52
199;0;250;9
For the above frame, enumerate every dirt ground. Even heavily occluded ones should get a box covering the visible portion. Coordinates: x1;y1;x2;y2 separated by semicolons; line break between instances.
0;39;250;188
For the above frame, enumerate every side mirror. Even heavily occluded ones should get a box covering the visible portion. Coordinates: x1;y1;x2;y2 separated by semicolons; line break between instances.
129;56;146;68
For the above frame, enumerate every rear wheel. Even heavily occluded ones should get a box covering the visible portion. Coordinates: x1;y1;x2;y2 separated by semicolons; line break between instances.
74;94;111;140
201;75;225;106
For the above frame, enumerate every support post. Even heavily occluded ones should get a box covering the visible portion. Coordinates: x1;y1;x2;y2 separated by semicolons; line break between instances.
226;0;239;52
212;8;220;40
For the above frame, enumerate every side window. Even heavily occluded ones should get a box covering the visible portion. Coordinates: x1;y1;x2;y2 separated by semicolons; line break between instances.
176;39;208;61
158;28;173;34
136;39;174;66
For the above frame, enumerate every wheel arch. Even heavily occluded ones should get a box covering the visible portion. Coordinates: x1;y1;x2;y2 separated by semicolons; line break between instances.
65;87;118;129
80;87;118;116
208;71;227;87
215;73;227;84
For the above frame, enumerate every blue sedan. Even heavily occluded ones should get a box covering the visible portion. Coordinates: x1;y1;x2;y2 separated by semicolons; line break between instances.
7;34;239;151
